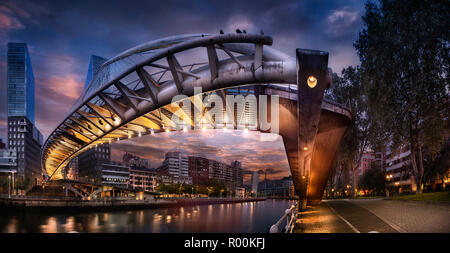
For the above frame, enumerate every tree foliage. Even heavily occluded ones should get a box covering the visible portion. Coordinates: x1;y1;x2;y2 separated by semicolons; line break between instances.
326;67;372;197
156;181;229;197
358;162;386;195
354;0;450;193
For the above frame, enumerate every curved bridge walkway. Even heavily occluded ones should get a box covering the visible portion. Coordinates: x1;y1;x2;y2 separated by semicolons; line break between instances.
41;33;352;208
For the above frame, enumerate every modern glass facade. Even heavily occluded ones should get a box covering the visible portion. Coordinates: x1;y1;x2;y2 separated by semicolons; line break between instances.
84;55;107;89
7;43;35;124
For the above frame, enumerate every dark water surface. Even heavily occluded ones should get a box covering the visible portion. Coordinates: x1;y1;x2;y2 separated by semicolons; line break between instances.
0;199;295;233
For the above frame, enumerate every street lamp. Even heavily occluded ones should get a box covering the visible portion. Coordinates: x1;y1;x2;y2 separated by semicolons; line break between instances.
8;174;11;198
11;171;15;196
385;174;391;197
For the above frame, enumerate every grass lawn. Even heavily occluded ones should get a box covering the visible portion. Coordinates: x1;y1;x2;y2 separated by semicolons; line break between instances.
355;196;385;199
390;191;450;202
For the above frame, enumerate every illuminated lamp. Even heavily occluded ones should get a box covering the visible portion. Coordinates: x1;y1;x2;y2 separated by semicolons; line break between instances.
307;75;317;88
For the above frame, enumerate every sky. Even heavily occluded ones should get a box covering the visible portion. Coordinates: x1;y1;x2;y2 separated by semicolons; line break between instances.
0;0;366;182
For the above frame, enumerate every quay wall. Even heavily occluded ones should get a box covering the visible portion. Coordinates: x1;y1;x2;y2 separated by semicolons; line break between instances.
0;196;266;211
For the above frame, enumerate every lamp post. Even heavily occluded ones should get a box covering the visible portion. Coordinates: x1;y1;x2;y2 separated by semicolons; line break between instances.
8;174;11;198
11;171;15;196
386;174;393;197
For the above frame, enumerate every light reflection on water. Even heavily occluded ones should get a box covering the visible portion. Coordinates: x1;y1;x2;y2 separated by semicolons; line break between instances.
0;199;294;233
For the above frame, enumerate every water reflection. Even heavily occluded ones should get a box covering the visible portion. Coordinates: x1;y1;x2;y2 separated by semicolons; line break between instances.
0;200;294;233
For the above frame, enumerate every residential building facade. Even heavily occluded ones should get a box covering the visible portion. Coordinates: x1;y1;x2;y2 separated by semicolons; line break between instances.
78;144;111;181
385;146;416;193
160;151;191;184
7;116;43;185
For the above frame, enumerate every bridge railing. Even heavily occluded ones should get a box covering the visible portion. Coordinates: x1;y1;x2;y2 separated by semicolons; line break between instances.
269;202;298;233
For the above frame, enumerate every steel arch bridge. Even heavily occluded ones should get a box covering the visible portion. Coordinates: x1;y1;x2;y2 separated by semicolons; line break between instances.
41;33;352;208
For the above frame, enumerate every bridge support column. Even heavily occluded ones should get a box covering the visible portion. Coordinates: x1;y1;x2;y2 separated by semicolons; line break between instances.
296;49;329;211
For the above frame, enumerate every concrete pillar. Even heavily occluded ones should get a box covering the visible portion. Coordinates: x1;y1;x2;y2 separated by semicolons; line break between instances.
296;49;329;210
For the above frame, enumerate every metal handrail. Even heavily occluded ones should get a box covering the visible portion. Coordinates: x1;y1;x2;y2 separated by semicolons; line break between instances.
269;203;298;233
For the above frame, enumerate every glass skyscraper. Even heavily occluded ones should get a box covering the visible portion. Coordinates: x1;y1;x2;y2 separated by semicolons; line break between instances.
7;42;43;185
7;43;35;124
84;55;107;89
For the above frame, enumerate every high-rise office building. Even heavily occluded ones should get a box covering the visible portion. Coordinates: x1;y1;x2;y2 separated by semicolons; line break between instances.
251;171;259;194
231;160;243;189
76;54;110;182
84;55;107;89
7;43;43;186
7;43;35;124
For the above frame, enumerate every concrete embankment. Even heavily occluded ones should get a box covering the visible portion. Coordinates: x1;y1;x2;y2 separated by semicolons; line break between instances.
0;196;266;212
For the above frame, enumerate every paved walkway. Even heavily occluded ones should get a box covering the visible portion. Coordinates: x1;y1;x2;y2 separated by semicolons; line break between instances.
346;198;450;233
293;198;450;233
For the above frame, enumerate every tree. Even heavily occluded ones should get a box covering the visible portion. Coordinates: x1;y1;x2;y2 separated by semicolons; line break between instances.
326;67;372;198
423;141;450;191
355;0;449;193
358;162;386;195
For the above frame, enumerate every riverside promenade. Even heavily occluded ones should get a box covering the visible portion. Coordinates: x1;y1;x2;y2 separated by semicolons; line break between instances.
293;198;450;233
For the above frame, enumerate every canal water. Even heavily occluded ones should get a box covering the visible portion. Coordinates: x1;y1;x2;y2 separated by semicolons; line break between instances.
0;199;295;233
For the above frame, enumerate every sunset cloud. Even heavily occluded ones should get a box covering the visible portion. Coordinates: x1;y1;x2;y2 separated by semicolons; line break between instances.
0;12;24;30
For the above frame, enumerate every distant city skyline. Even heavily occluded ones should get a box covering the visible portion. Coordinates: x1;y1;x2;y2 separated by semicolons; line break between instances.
111;130;290;182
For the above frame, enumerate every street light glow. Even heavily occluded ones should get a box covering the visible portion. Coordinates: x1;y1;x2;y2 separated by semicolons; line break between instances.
113;116;121;126
307;75;317;88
